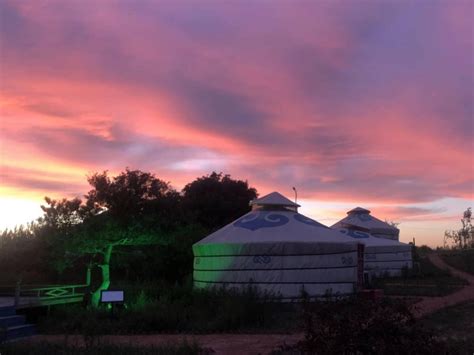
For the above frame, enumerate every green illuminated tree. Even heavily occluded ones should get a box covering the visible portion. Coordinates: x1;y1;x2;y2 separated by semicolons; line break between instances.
39;168;181;306
81;168;180;306
74;214;174;306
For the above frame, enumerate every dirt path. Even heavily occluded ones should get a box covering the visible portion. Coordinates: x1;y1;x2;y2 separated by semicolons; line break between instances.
413;253;474;318
24;333;303;354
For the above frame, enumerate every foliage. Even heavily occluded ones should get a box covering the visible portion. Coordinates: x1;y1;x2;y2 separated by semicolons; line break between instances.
414;244;432;257
182;171;258;229
40;197;88;230
279;294;444;355
444;207;473;249
85;169;181;228
440;249;474;275
372;253;467;297
0;222;58;284
421;301;474;353
111;224;209;284
0;340;209;355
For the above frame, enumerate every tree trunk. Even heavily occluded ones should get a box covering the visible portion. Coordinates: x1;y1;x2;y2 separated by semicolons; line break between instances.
91;245;113;307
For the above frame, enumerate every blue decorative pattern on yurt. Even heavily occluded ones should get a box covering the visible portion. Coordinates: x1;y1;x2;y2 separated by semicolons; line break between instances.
339;229;370;238
293;214;328;228
233;212;289;231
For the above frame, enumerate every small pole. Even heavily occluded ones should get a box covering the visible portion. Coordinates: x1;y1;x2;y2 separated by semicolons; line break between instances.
292;187;297;205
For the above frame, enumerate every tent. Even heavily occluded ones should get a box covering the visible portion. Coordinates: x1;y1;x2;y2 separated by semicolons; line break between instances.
193;192;362;300
332;227;413;277
331;207;400;241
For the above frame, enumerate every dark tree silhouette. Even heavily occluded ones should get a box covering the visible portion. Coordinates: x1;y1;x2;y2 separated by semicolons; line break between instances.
85;168;181;227
39;197;90;275
444;207;473;249
182;172;258;230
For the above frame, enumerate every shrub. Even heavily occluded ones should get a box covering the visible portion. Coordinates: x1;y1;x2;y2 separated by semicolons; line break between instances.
283;294;445;354
441;249;474;275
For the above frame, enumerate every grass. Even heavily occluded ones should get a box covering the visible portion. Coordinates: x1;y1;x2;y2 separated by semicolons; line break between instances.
0;340;210;355
36;282;299;334
421;301;474;354
372;255;467;296
440;249;474;275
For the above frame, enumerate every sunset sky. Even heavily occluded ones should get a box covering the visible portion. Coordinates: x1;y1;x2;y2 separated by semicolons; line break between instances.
0;0;472;247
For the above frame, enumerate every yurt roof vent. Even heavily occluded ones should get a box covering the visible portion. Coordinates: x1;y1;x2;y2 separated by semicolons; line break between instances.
250;191;300;211
347;207;371;215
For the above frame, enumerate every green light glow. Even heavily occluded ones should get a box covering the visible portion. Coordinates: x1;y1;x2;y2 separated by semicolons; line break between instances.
193;243;240;285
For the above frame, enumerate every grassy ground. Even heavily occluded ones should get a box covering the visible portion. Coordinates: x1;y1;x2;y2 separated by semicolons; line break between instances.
36;284;299;334
372;255;467;297
421;301;474;353
440;249;474;275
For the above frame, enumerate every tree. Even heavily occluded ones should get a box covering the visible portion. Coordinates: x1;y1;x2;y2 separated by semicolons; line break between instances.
38;169;182;306
74;214;175;306
85;168;181;227
182;172;258;230
38;197;90;275
0;222;53;284
80;169;182;306
444;207;473;249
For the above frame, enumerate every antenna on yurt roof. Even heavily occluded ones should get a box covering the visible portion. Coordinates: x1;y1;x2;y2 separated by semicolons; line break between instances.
292;186;297;205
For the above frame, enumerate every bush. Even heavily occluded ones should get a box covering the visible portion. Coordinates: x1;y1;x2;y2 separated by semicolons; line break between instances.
440;249;474;275
372;255;467;296
280;294;445;354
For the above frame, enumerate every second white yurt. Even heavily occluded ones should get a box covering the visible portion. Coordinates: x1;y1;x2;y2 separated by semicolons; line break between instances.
332;207;400;241
332;227;413;277
193;192;363;300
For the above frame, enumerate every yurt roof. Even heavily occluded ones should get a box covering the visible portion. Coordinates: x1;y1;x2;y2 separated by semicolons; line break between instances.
332;207;399;234
333;228;409;248
195;210;356;245
250;191;300;208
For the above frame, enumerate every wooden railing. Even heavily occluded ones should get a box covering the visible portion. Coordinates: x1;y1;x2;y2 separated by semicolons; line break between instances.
0;283;90;308
19;284;89;305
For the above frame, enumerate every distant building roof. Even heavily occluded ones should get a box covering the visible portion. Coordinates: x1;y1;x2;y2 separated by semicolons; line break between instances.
332;207;399;239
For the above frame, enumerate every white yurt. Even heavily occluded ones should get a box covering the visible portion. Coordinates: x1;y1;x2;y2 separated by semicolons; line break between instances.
331;227;413;277
193;192;363;300
331;207;400;241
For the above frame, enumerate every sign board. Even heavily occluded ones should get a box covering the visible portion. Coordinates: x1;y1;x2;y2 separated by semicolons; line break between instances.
100;290;124;303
